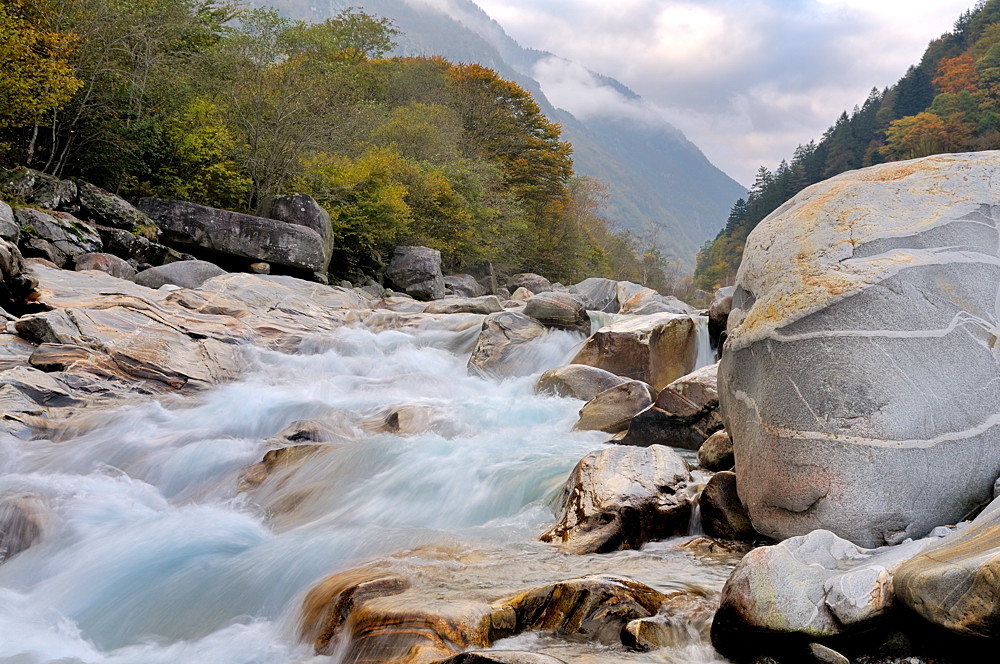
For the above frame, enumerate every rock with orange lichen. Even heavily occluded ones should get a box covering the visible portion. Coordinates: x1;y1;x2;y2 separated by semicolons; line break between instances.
720;151;1000;547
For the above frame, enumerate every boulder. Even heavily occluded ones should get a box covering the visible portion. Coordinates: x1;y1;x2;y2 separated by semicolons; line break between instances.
75;180;157;236
15;208;102;268
654;362;718;416
719;152;1000;547
700;471;758;540
467;311;547;379
569;277;619;313
0;493;49;563
438;653;566;664
75;252;136;280
523;291;589;333
507;273;551;294
571;313;700;391
533;364;628;401
540;444;692;553
0;199;18;242
96;226;179;266
895;498;1000;638
708;285;735;347
711;528;948;660
698;429;734;471
138;198;327;275
386;245;445;300
424;295;502;315
443;274;487;298
266;193;334;272
1;167;77;210
508;286;532;301
574;380;653;433
1;237;37;310
134;260;227;289
618;362;722;449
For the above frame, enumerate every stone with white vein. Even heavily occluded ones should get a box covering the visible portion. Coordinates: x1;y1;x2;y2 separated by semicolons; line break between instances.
720;152;1000;547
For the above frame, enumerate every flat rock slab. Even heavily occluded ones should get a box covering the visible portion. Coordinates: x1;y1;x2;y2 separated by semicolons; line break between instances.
720;151;1000;547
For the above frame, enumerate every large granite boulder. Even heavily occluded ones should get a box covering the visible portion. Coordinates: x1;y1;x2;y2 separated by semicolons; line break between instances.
720;152;1000;547
569;277;619;313
15;208;102;268
75;252;136;280
386;245;445;300
138;198;327;276
570;313;700;391
444;274;487;298
265;193;333;272
0;199;18;242
1;167;77;210
540;444;692;553
76;181;157;237
134;260;227;290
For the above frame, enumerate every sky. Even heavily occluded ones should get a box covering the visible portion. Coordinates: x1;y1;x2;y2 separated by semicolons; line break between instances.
466;0;975;187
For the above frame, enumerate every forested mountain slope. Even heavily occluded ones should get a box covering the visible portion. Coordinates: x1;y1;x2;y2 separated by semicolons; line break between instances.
255;0;747;269
694;0;1000;289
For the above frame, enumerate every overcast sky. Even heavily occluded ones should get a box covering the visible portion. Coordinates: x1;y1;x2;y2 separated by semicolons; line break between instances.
468;0;974;187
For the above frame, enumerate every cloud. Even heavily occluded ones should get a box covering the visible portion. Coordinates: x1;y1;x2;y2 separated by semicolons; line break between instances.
473;0;972;185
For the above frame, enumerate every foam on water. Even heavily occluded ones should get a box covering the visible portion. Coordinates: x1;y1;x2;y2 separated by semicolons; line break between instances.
0;317;731;663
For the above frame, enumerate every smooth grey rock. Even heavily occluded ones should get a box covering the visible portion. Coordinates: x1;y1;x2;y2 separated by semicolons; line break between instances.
534;364;628;401
574;380;653;433
541;444;692;553
654;362;718;416
0;199;17;243
135;260;227;290
266;193;333;272
385;245;445;300
1;167;77;210
444;273;487;298
507;273;551;294
467;311;547;378
709;285;735;329
138;198;327;275
76;180;156;235
424;295;502;315
15;209;102;268
569;277;619;313
75;252;136;280
720;152;1000;547
711;528;947;656
523;291;589;332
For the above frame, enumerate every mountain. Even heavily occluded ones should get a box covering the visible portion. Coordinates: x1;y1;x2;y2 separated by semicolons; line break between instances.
694;0;1000;289
251;0;746;270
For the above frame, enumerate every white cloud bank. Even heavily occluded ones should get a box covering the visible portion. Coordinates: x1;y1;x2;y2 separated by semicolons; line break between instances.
474;0;973;185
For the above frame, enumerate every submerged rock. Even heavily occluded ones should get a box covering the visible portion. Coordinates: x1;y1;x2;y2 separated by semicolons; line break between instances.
467;311;547;378
541;444;692;553
720;152;1000;547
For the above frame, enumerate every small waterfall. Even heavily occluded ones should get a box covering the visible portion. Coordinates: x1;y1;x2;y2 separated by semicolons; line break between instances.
692;315;715;369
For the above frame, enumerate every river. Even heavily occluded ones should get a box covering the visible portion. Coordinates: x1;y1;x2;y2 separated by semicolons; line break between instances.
0;313;733;664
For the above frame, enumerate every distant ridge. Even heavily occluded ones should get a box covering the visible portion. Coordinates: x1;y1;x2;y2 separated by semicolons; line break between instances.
255;0;746;269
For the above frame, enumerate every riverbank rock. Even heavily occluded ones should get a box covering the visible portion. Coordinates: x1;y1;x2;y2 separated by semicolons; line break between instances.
719;152;1000;547
895;499;1000;637
266;193;334;270
134;260;228;289
1;167;77;210
570;313;699;391
76;181;157;236
533;364;628;401
711;528;948;660
1;237;37;311
540;444;692;553
138;198;328;276
386;246;445;301
523;291;589;333
75;252;137;280
424;296;502;315
444;274;487;298
507;273;551;294
467;311;547;378
573;380;652;433
15;208;102;268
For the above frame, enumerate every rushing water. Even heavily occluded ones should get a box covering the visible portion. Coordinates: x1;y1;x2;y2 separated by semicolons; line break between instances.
0;314;733;664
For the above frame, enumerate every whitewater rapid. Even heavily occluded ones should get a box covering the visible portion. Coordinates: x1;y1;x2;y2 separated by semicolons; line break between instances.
0;315;731;664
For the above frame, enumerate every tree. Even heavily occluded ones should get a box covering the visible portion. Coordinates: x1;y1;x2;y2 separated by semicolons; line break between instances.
934;54;979;93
